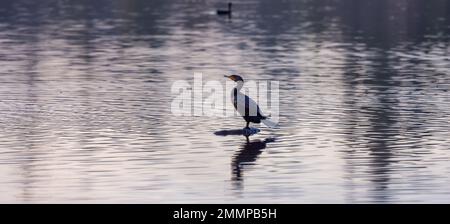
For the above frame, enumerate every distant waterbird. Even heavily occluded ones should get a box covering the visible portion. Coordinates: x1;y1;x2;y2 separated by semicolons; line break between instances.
225;74;277;130
217;2;232;15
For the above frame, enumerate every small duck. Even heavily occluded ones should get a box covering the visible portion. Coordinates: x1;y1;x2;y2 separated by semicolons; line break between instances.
217;2;232;15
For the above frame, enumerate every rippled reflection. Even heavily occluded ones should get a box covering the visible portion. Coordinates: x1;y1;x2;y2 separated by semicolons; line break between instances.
0;0;449;203
231;137;276;190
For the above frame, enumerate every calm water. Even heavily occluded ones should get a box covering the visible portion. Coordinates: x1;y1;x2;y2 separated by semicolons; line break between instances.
0;0;449;203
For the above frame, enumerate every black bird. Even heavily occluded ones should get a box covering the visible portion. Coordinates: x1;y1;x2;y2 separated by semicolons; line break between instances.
225;74;276;129
217;2;232;15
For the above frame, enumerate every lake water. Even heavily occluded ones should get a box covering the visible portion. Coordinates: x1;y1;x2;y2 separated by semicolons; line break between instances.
0;0;449;203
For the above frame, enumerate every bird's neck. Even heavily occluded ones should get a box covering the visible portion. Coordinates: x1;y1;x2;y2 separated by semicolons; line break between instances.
234;81;244;92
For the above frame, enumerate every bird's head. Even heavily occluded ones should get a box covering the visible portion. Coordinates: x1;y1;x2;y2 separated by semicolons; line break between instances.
224;74;244;82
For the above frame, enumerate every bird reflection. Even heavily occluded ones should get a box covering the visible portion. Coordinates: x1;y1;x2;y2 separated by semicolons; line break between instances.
232;137;275;183
214;129;275;190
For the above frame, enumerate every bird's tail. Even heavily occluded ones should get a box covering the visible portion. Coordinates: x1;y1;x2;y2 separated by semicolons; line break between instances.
262;118;278;128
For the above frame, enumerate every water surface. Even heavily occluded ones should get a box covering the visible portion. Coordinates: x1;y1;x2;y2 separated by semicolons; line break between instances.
0;0;449;203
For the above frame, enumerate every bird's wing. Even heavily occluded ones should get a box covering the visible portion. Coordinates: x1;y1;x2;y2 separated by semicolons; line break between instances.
244;95;267;118
234;93;265;118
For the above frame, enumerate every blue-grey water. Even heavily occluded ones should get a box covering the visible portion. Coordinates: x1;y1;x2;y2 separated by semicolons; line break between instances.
0;0;449;203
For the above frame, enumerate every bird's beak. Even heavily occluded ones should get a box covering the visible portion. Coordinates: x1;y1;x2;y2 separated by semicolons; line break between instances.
224;75;234;81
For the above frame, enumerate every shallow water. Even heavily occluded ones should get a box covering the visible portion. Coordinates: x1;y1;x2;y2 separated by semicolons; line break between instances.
0;0;449;203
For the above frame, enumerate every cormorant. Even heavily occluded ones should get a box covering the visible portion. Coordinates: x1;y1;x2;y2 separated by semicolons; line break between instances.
217;2;232;15
225;74;277;129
